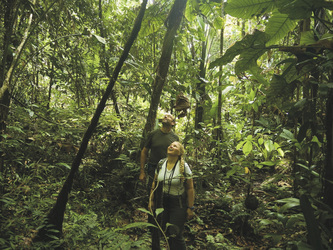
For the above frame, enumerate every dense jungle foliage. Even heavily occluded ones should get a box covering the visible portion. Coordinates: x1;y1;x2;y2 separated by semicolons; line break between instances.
1;0;333;249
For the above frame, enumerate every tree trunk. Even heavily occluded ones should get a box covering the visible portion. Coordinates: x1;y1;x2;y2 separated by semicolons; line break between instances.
216;2;225;143
324;89;333;210
195;40;207;130
0;0;37;132
141;0;188;146
34;0;148;242
0;0;18;133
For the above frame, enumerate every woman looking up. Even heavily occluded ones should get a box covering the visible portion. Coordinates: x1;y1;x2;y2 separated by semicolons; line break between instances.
149;141;195;250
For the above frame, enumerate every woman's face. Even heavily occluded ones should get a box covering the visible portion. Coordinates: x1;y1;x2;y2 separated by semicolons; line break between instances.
167;142;181;156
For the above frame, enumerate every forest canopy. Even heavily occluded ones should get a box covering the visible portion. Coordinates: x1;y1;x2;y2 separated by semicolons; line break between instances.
1;0;333;249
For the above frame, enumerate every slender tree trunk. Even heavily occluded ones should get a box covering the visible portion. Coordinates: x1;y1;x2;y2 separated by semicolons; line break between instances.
216;2;225;143
0;0;37;130
0;0;18;133
141;0;188;146
195;40;206;130
324;89;333;210
34;0;148;242
47;62;54;110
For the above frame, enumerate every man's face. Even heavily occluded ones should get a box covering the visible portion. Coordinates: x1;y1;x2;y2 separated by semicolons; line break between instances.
162;114;175;126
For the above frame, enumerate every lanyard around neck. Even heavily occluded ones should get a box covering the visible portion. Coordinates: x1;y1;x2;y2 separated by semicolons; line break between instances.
163;160;178;194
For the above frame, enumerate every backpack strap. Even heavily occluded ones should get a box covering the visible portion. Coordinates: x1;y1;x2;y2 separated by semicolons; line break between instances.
156;158;167;174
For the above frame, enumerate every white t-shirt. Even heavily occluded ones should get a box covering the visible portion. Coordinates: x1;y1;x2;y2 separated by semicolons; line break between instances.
156;160;192;196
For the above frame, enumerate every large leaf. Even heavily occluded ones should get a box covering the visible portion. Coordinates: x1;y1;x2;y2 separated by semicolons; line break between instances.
185;0;200;22
266;74;296;103
277;0;332;20
210;30;269;70
139;4;167;37
300;31;317;46
280;59;299;84
225;0;275;19
249;65;268;86
265;11;298;46
235;45;269;74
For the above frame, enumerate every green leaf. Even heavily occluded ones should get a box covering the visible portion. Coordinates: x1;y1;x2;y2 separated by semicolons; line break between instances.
137;208;153;216
274;142;284;157
264;140;274;152
56;162;71;169
300;31;317;46
249;65;268;86
260;161;276;166
155;208;164;216
297;163;320;177
119;222;157;231
243;141;253;156
210;30;269;69
286;214;305;229
277;0;321;20
186;0;200;22
276;198;300;213
213;16;224;30
235;46;269;74
225;0;275;19
311;136;322;147
249;89;256;100
265;11;298;46
139;5;165;37
258;137;264;145
236;141;246;150
222;86;235;95
7;125;25;134
259;219;275;226
92;34;106;44
264;234;283;245
280;129;295;141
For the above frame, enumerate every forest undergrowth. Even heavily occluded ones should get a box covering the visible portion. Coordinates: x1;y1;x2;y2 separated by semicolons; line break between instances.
0;106;322;249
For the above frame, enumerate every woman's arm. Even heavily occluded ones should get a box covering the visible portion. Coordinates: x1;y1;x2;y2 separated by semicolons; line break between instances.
186;178;195;219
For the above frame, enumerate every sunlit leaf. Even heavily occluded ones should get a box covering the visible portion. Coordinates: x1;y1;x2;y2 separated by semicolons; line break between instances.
225;0;275;19
264;140;274;152
258;137;264;145
92;34;106;44
243;141;253;155
236;141;245;150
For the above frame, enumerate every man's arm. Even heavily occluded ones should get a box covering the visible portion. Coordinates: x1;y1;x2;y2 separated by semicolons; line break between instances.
139;147;149;182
